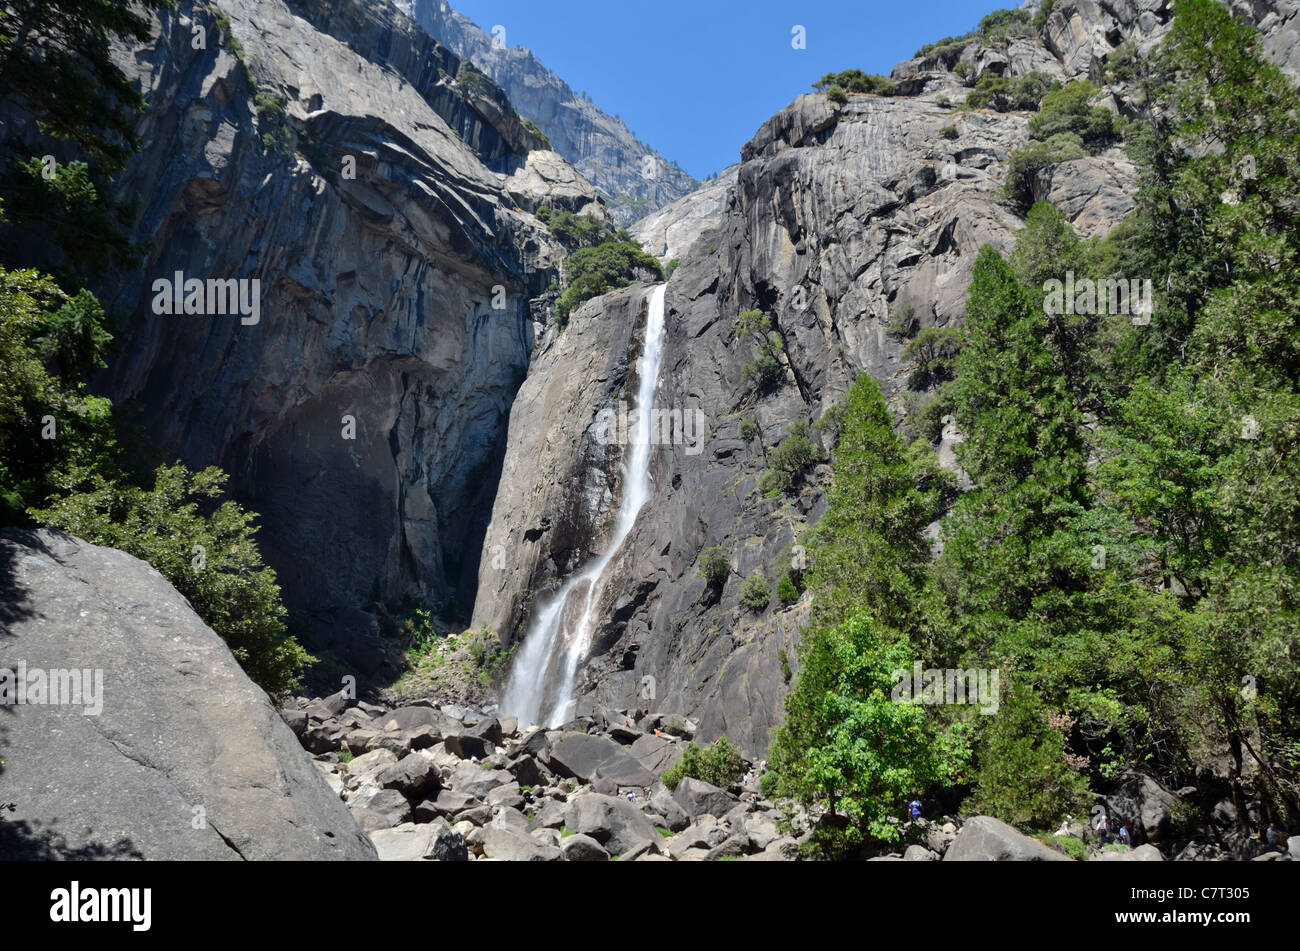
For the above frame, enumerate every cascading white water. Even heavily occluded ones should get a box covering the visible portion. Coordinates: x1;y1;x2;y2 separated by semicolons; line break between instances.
500;284;667;727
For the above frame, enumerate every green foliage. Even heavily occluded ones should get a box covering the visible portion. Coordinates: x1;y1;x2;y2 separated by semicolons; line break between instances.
734;310;787;396
33;464;312;696
901;327;962;391
553;238;662;326
824;85;848;105
0;0;174;276
767;613;967;858
812;402;848;446
0;267;116;523
661;737;745;791
1104;39;1142;85
758;421;820;496
963;683;1090;829
1003;132;1087;210
939;124;959;140
802;375;935;632
1028;81;1116;148
665;258;680;278
740;571;771;611
777;573;800;606
1033;0;1059;31
696;546;731;588
522;118;550;149
813;70;894;97
535;206;613;251
759;769;780;799
964;71;1055;112
977;8;1034;43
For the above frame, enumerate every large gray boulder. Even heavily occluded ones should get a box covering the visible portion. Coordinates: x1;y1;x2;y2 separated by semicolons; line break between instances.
563;793;658;856
672;777;738;820
1104;771;1183;844
480;826;564;861
0;529;375;860
946;815;1076;862
1092;844;1164;861
547;733;656;787
943;816;1074;862
370;819;467;861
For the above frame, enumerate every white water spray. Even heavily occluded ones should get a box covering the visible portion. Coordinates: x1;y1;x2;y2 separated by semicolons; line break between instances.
500;284;667;727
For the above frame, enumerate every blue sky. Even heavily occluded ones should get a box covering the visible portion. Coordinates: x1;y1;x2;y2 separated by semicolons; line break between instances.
450;0;1005;179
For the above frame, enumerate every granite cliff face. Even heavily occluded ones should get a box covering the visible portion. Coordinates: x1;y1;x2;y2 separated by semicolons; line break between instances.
474;0;1300;756
392;0;699;224
94;0;606;653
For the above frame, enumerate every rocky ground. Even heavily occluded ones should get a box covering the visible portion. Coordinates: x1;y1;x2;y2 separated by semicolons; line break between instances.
282;688;1300;862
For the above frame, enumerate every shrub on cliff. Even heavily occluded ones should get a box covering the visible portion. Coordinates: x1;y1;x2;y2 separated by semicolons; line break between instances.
812;70;894;97
758;421;820;496
553;238;663;326
1027;81;1117;149
740;571;771;611
695;546;731;588
1003;132;1087;210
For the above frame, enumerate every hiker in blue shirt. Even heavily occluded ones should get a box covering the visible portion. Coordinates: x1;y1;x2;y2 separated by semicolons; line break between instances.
908;799;922;820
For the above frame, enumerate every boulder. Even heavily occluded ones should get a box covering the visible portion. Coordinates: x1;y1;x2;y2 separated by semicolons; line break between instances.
507;753;549;788
369;819;467;861
468;717;504;745
377;752;442;799
348;789;412;830
444;734;495;760
548;733;656;787
1092;844;1164;862
1104;771;1183;843
560;833;610;862
672;777;738;819
480;826;564;861
447;762;515;799
943;816;1074;862
563;793;658;855
487;782;526;810
904;844;939;861
743;814;781;851
529;799;569;830
630;733;680;775
490;806;533;835
705;835;750;860
650;791;691;832
343;749;400;792
0;529;376;860
414;789;481;821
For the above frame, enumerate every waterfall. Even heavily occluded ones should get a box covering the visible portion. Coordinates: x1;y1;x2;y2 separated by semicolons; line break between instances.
500;284;668;727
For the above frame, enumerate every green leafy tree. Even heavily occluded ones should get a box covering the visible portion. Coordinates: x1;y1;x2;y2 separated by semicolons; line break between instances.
0;266;116;522
33;464;313;697
768;612;966;858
